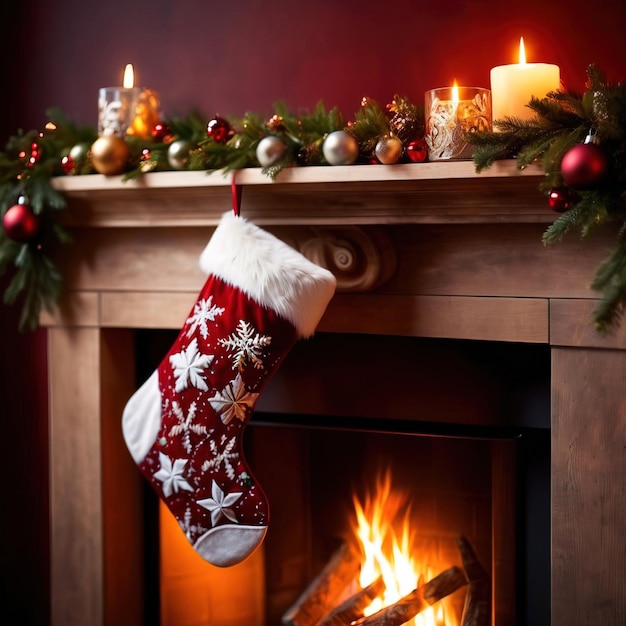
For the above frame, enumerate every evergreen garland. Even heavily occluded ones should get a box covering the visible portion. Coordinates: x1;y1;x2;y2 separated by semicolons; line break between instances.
0;108;97;330
0;97;423;331
4;70;626;334
469;65;626;333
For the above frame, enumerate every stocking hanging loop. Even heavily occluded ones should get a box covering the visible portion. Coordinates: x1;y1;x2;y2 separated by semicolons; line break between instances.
231;170;242;217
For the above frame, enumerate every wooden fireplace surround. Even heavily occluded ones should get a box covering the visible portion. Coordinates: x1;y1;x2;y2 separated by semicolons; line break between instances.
44;161;626;626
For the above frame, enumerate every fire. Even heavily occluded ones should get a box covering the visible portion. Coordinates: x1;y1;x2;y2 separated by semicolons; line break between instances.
352;471;455;626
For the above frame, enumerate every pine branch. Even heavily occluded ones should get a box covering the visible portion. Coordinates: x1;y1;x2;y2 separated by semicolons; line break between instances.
542;194;600;244
469;121;545;170
198;111;265;172
348;98;392;155
527;94;585;129
2;243;62;331
591;238;626;333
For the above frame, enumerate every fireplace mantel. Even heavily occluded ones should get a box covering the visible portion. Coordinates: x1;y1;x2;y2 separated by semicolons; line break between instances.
45;162;626;626
51;159;551;228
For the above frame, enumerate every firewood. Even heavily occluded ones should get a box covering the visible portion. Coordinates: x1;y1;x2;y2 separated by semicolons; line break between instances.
318;576;386;626
281;542;361;626
457;535;490;626
352;566;467;626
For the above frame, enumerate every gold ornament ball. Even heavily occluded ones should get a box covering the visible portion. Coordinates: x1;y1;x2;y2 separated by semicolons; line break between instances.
375;135;403;165
91;135;131;175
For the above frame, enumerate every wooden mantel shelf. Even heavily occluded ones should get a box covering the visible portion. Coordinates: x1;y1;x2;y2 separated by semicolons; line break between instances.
51;159;549;227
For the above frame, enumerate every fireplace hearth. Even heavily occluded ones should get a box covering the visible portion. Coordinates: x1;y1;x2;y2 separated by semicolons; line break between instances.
142;330;549;626
44;162;626;626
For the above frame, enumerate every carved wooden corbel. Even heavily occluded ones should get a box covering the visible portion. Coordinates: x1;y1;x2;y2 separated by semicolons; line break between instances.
274;226;397;292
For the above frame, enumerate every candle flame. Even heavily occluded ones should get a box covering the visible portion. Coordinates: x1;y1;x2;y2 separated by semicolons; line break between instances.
123;63;134;88
451;81;459;107
519;37;527;65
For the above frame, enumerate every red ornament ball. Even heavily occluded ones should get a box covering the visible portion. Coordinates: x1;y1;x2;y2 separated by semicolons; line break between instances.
405;138;428;163
152;122;174;144
548;186;577;213
61;155;75;174
207;116;232;143
3;202;41;243
560;142;608;190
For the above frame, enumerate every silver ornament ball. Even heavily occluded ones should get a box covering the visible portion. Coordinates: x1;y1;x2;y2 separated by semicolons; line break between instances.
167;139;194;170
256;135;288;168
69;142;92;166
323;130;359;166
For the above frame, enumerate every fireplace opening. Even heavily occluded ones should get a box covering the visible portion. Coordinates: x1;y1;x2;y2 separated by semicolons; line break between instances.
133;331;550;626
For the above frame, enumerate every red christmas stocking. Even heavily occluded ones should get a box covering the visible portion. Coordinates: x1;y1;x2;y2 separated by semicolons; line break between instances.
122;211;336;567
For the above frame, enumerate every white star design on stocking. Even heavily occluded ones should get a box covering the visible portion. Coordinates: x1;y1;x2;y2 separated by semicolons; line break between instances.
153;452;194;498
209;373;259;425
197;480;243;526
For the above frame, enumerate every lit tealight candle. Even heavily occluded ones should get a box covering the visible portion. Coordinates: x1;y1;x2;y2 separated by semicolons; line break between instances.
98;64;160;139
490;37;560;122
425;81;492;160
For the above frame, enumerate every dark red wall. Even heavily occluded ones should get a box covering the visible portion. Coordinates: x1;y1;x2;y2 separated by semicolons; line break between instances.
8;0;626;133
1;2;625;625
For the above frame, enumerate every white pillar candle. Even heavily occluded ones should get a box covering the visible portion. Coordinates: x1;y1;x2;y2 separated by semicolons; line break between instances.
490;37;560;122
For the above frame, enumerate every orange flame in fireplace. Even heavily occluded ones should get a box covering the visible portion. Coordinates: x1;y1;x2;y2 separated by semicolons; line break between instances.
352;471;455;626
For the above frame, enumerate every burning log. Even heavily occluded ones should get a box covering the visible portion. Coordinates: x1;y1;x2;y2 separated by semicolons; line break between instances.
457;535;490;626
351;565;468;626
282;542;361;626
318;576;386;626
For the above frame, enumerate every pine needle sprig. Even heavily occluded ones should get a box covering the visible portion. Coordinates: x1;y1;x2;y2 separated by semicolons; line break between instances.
527;93;586;129
541;192;612;244
198;111;265;173
296;101;344;139
591;238;626;334
2;239;63;331
278;100;344;163
167;110;210;144
262;151;296;180
469;119;546;170
347;98;392;156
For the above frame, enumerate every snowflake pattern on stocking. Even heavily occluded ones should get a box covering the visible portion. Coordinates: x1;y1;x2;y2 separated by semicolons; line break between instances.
150;289;283;541
186;296;225;339
218;320;272;371
202;434;239;480
181;504;205;540
168;400;209;453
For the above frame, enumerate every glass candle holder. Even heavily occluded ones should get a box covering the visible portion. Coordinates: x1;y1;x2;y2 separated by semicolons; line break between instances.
424;87;492;161
98;87;160;139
